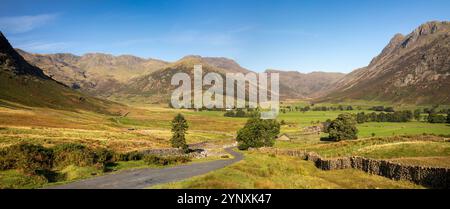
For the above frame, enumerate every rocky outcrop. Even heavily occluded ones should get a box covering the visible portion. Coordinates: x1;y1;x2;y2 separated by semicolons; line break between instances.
254;148;450;188
319;21;450;104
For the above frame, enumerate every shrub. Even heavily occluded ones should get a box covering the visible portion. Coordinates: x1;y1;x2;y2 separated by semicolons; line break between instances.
116;151;144;161
414;109;422;121
169;156;191;164
427;113;447;123
0;143;53;174
145;155;172;165
52;143;96;168
326;113;358;141
447;112;450;124
354;111;413;123
113;151;143;161
143;155;190;166
224;110;235;117
235;109;246;117
0;149;13;170
370;106;385;111
94;148;115;166
236;117;280;150
356;112;366;124
224;109;259;118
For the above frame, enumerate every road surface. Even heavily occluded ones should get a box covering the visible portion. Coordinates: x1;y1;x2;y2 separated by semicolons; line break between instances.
48;147;243;189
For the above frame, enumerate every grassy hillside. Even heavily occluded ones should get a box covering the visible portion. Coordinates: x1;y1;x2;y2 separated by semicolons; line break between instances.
18;50;168;97
0;32;124;114
0;72;120;114
266;70;345;99
110;56;235;104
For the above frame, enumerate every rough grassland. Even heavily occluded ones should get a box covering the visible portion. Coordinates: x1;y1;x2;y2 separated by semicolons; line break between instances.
0;105;243;152
152;150;422;189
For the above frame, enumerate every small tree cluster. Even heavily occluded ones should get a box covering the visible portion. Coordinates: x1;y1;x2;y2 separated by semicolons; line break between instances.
224;109;260;118
369;106;395;112
280;105;357;113
354;110;413;123
427;113;447;124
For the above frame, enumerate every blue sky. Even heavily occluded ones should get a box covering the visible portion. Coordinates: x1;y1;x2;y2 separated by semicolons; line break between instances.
1;0;449;73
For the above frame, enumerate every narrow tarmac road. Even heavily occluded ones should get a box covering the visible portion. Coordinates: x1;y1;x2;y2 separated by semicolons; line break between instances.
48;147;243;189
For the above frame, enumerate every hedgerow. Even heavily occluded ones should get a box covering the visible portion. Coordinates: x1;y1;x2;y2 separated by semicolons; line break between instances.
143;155;191;166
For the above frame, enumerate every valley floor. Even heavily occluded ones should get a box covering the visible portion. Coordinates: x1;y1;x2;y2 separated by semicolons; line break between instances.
0;101;449;189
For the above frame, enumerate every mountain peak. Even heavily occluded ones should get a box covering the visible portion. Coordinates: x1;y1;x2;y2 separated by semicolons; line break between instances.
0;32;49;79
176;55;250;73
414;21;449;36
368;21;450;67
399;21;450;49
320;21;450;104
391;33;405;43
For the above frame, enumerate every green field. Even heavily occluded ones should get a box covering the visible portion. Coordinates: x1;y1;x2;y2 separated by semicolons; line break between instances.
276;134;449;155
278;110;449;136
282;100;450;112
357;122;449;137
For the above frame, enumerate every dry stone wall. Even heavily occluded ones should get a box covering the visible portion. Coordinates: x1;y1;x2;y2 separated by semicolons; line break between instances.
254;148;450;189
141;148;184;156
140;148;208;159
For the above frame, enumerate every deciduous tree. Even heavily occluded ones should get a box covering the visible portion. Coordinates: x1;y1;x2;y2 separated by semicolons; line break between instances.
237;117;280;150
326;113;358;141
